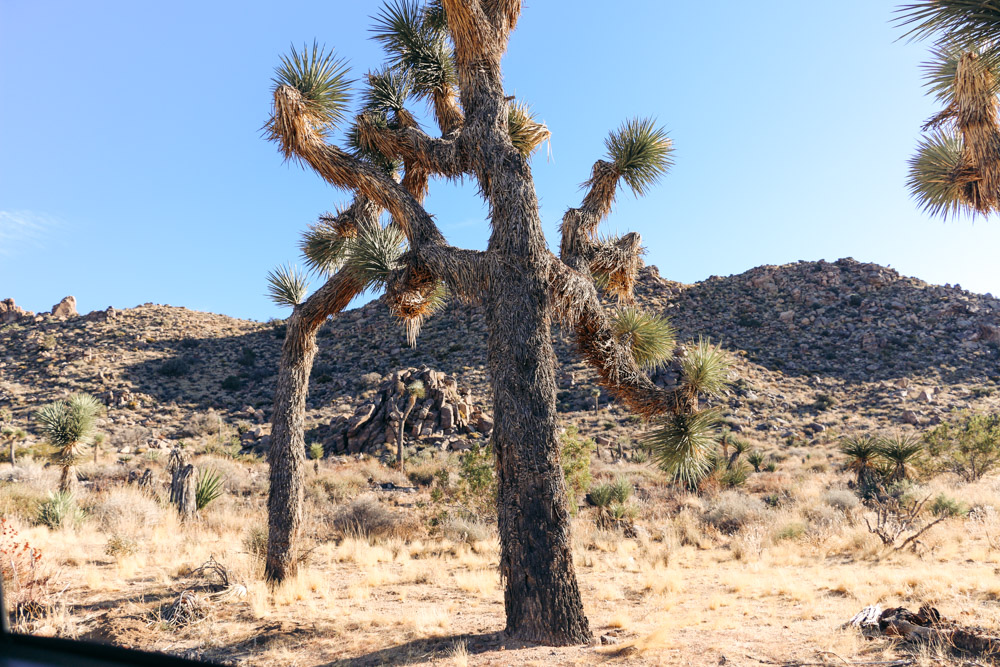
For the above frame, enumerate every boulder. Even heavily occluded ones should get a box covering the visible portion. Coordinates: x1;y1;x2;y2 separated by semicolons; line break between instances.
51;296;77;318
0;298;33;324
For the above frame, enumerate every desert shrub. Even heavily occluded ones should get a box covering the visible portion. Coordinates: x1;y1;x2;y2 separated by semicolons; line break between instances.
923;413;1000;482
930;493;968;518
330;495;410;541
310;473;364;504
703;491;765;534
179;410;220;438
719;459;751;487
587;483;615;508
105;533;139;559
774;521;807;541
763;461;778;472
195;469;225;511
1;518;51;623
823;488;860;513
0;407;12;424
221;375;244;391
243;525;268;563
237;346;257;367
36;492;85;529
358;372;382;389
458;443;496;517
561;427;594;510
407;463;438;487
438;513;493;544
158;356;192;378
89;486;163;535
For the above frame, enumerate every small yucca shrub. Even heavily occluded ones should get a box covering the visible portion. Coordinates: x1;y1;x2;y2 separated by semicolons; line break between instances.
195;469;225;511
36;492;84;529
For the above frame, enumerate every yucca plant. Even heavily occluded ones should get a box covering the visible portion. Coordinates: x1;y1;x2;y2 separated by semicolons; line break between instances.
36;491;84;529
877;434;925;483
840;435;885;497
747;450;766;473
262;1;732;644
195;469;225;511
646;409;723;489
35;394;103;493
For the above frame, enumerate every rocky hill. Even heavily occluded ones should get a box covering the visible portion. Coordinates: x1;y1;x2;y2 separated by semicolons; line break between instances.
1;258;998;457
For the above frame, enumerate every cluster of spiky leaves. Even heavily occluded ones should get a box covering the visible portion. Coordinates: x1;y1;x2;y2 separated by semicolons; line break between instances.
898;1;1000;65
35;394;103;460
898;3;1000;219
907;129;971;219
271;42;352;134
610;307;676;370
642;339;732;487
300;215;351;275
605;118;674;196
371;0;456;98
646;409;724;489
507;101;550;158
680;337;731;400
342;218;407;290
266;264;310;308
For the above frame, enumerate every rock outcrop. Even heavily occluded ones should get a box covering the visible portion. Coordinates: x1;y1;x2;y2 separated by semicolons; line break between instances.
51;296;77;319
0;298;32;324
325;366;492;457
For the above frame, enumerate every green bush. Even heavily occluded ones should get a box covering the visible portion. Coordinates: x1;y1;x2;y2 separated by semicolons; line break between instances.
158;357;192;378
929;493;968;518
105;533;139;559
221;376;244;391
458;443;496;517
923;413;1000;482
36;492;85;529
560;427;593;511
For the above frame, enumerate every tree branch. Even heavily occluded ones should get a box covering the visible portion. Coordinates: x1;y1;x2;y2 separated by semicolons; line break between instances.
548;255;679;418
269;85;485;302
357;113;469;178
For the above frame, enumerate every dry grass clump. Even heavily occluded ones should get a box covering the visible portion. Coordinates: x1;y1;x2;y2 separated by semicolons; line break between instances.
330;495;417;541
437;513;494;545
88;486;164;535
703;490;766;534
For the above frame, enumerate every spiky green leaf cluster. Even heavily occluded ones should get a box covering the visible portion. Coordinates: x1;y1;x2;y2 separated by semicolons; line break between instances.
840;434;881;470
907;128;969;220
196;468;225;511
362;66;413;117
611;307;676;370
266;264;309;308
645;409;722;489
878;434;924;479
300;218;350;275
35;394;103;455
898;1;1000;64
342;218;406;289
606;118;674;196
406;379;427;399
345;117;404;175
273;42;352;131
371;0;456;97
681;338;731;399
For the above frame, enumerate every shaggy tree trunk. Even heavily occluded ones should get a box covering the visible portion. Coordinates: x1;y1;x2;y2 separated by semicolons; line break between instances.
488;152;591;645
58;464;75;494
9;439;14;468
170;463;198;519
266;270;365;583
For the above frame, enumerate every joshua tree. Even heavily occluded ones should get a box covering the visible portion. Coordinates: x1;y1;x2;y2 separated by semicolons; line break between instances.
34;393;103;493
899;2;1000;218
590;388;601;413
396;379;426;470
263;1;729;644
2;427;25;467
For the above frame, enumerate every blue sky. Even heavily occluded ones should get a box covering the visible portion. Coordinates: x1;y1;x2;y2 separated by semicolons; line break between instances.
2;0;999;321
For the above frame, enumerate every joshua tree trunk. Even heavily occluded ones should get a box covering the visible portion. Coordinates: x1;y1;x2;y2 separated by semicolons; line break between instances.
9;439;14;468
58;463;75;494
170;463;198;519
487;157;591;645
266;269;365;583
397;394;417;471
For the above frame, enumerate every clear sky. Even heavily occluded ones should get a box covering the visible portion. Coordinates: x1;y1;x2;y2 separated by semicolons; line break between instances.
2;0;999;321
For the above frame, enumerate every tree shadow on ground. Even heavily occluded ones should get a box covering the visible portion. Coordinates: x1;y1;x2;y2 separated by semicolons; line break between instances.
315;631;517;666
